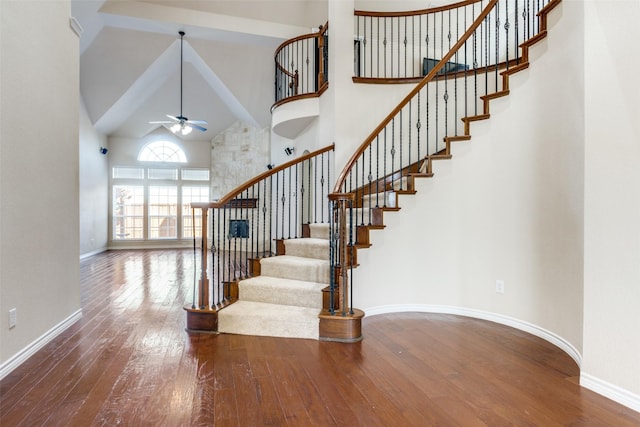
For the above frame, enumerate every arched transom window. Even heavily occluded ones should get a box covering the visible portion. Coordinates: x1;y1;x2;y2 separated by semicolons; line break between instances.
138;141;187;163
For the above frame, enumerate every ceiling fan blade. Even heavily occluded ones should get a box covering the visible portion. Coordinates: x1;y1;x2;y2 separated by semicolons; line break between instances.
191;124;207;132
186;119;208;125
166;114;180;122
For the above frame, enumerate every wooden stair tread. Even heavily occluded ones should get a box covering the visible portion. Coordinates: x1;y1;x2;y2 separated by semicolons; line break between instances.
463;114;490;122
501;62;529;76
445;135;471;142
521;30;547;48
408;172;434;178
482;90;510;101
427;153;453;160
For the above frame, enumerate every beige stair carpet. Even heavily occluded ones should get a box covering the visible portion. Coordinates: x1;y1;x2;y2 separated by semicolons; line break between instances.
217;223;331;340
238;275;325;308
309;223;330;239
260;255;330;284
217;300;319;340
284;237;329;259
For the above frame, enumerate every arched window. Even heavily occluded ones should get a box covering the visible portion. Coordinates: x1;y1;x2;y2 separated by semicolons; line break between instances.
138;141;187;163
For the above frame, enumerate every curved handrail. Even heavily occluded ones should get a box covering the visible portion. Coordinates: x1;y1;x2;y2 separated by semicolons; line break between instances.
274;22;329;106
193;143;335;210
334;0;497;193
355;0;481;17
353;0;489;80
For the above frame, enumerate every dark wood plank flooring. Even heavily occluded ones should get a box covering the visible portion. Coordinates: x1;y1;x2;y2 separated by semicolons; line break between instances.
1;249;639;426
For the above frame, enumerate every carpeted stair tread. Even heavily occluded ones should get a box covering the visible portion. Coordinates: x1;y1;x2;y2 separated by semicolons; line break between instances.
260;255;330;284
239;275;325;308
283;238;329;260
218;300;319;340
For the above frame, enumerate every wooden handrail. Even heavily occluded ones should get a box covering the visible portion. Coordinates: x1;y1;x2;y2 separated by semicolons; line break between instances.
192;143;335;211
274;22;329;107
333;0;498;193
355;0;482;17
274;22;329;78
270;81;329;112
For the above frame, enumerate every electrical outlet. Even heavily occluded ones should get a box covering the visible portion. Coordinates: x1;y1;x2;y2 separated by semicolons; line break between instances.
495;280;505;294
9;308;17;329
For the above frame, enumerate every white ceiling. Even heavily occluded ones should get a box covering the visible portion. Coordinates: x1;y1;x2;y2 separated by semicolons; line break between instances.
72;0;328;141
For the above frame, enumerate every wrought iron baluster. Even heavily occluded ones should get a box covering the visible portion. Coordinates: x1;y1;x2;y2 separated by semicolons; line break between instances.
416;92;421;162
496;1;500;89
361;152;366;211
294;163;299;238
280;171;286;240
408;100;412;176
377;18;380;78
287;167;292;239
375;135;380;206
268;174;273;252
368;146;373;209
320;152;326;223
384;18;388;78
383;127;387;216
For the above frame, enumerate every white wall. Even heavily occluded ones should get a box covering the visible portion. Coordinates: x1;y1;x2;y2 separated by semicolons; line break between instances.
582;0;640;409
79;99;109;257
108;130;211;169
0;0;81;367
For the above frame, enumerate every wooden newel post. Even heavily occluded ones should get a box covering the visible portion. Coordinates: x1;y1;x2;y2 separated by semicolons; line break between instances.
317;24;327;88
184;203;217;333
198;206;209;309
320;193;364;343
331;193;353;316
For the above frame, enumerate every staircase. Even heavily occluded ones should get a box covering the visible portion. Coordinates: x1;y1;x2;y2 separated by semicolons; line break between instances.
187;0;562;342
217;224;330;339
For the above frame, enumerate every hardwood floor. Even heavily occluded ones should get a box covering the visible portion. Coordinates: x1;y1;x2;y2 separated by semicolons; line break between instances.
1;249;639;426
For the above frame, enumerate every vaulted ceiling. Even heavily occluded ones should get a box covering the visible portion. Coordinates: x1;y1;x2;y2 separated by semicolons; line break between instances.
72;0;328;141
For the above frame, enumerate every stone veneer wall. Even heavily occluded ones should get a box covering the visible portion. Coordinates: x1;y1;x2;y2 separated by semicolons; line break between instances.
210;121;270;200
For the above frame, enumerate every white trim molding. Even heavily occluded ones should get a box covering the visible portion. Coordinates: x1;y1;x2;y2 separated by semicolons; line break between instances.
80;247;108;260
364;304;583;367
0;310;83;381
580;373;640;414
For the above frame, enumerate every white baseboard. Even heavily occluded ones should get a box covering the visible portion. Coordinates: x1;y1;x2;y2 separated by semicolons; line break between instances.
581;372;640;414
363;304;583;367
0;309;83;381
80;247;107;260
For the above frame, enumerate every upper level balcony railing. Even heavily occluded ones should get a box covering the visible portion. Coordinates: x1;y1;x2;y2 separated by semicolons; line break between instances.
354;0;546;82
273;23;329;109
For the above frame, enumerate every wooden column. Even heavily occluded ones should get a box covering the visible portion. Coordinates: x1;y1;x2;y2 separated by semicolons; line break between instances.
198;207;209;309
320;193;364;343
184;204;217;333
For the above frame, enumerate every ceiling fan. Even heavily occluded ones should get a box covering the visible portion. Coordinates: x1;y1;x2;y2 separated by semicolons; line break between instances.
150;31;207;136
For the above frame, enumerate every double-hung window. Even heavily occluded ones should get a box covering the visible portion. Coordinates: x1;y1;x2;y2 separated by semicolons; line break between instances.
110;141;209;242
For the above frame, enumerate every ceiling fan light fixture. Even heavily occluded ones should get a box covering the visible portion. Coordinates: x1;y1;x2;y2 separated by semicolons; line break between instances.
149;31;208;135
